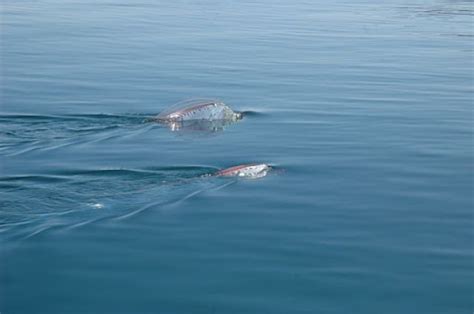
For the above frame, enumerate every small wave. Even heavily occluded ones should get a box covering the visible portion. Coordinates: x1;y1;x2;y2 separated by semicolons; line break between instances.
0;113;148;121
50;166;216;178
397;3;474;19
0;174;70;184
0;113;78;122
0;165;223;240
0;112;151;156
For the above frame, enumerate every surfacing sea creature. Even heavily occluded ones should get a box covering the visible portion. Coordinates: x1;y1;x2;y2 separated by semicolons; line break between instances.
153;99;242;132
215;163;271;179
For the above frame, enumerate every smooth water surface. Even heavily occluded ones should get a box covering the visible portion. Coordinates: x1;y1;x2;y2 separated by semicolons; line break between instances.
1;0;473;313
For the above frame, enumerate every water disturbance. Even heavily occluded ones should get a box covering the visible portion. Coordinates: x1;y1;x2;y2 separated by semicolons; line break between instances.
1;0;472;313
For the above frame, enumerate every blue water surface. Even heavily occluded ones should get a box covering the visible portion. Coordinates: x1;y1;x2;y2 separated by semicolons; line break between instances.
1;0;473;313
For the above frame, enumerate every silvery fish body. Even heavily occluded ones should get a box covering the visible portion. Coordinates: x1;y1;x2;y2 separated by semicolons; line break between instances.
155;99;241;123
216;164;271;179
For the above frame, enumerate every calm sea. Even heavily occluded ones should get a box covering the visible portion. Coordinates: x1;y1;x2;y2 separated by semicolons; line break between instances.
1;0;473;313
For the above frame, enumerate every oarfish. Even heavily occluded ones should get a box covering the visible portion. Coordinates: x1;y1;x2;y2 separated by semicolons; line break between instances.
154;99;242;123
215;164;271;179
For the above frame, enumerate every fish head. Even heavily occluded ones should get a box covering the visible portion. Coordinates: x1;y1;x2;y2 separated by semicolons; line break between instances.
233;111;243;121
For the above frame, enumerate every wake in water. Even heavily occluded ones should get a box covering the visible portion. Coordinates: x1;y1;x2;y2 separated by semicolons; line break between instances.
0;164;274;240
0;166;226;240
0;98;269;239
0;102;253;156
0;113;149;156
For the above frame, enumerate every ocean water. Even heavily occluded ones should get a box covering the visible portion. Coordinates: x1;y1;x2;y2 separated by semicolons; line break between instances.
1;0;473;313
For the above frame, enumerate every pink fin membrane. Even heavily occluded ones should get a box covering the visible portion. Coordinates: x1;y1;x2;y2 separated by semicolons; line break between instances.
155;99;241;122
216;164;271;179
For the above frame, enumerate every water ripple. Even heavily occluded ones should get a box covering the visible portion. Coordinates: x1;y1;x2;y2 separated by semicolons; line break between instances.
0;113;151;156
0;165;223;240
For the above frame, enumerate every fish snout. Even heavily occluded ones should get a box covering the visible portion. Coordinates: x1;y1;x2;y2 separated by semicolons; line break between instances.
234;111;243;120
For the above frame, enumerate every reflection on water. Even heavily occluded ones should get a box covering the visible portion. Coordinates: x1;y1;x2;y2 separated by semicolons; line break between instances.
160;119;239;133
